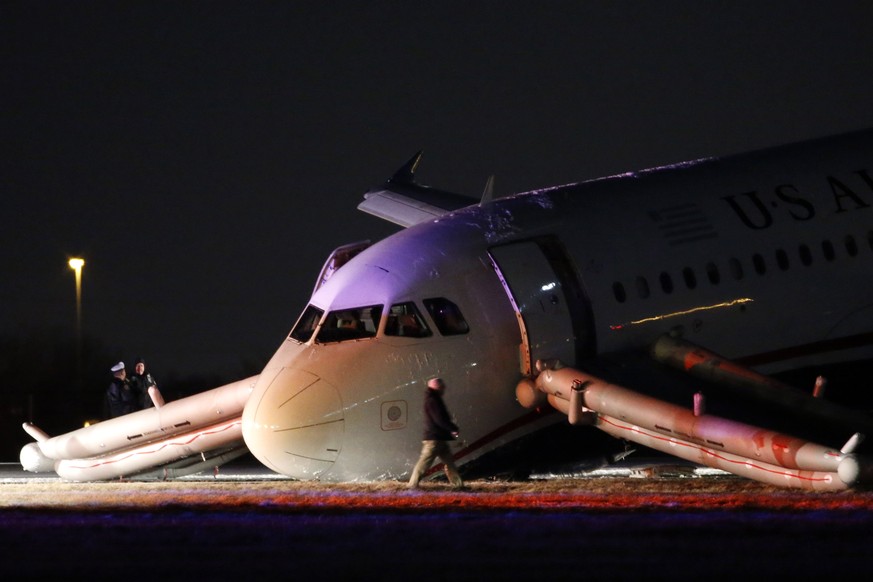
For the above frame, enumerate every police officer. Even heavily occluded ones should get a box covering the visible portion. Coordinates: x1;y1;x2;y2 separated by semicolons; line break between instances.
129;357;158;410
106;361;136;418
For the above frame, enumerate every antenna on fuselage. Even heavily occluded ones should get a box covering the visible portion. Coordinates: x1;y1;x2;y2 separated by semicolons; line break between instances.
479;175;495;206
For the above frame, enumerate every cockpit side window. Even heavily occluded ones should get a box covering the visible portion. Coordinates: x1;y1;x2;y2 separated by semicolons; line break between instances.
316;304;382;343
289;305;324;342
384;302;432;338
423;298;469;336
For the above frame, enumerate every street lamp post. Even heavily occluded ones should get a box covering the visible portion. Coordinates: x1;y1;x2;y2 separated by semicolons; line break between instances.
68;257;84;338
68;257;85;394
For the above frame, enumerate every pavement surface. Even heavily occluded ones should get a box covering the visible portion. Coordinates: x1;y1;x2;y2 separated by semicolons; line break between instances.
3;457;873;580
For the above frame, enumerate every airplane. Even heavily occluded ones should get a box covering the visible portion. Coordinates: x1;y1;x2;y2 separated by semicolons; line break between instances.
20;127;873;491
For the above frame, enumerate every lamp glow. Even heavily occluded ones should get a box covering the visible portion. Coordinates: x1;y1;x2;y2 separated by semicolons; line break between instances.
68;257;85;330
68;257;85;393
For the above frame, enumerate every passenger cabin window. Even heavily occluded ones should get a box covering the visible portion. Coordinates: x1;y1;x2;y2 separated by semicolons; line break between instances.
659;272;673;294
682;267;697;289
775;248;789;271
315;304;382;343
608;228;871;307
729;257;743;280
289;305;324;342
613;282;627;303
822;240;836;261
635;276;650;299
752;253;766;275
423;298;470;336
845;235;859;257
384;302;432;338
705;262;720;284
798;244;812;266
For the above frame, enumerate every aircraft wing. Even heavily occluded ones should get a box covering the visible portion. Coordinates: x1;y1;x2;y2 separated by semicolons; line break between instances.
357;151;479;227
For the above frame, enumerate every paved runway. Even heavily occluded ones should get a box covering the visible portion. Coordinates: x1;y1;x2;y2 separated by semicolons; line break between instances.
3;456;873;580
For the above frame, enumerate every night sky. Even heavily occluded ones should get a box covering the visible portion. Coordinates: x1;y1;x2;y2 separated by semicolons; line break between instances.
4;2;873;382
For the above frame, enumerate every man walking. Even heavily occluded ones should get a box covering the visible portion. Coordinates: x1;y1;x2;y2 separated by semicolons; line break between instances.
408;377;464;489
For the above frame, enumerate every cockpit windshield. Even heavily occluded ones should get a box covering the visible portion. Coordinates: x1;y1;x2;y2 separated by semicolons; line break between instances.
424;297;469;335
289;305;323;342
384;301;432;338
289;298;468;344
315;304;382;343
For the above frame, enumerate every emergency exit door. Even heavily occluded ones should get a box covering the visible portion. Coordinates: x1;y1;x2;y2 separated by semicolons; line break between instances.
488;237;593;375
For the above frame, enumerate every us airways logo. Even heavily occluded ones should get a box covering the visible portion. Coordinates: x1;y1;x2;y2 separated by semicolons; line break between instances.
723;168;873;229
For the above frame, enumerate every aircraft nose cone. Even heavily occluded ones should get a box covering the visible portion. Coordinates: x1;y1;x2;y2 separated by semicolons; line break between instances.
242;368;344;479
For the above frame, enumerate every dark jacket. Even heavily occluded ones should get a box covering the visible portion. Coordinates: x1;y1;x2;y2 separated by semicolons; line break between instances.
106;378;136;418
421;388;459;441
129;372;157;409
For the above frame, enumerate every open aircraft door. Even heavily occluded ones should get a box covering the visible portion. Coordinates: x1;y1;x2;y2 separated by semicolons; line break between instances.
488;237;594;376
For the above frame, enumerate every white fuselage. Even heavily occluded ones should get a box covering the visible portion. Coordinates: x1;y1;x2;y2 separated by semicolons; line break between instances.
241;129;873;481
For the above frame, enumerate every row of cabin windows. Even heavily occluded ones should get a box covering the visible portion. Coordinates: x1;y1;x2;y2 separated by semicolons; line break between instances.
612;231;871;303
